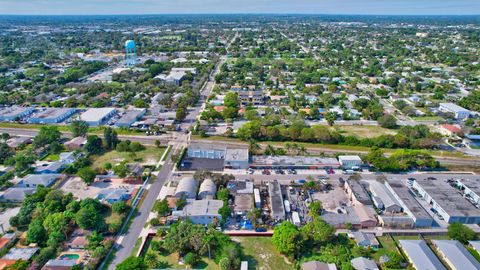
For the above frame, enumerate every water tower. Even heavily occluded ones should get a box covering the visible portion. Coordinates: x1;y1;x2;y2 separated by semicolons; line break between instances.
125;40;137;66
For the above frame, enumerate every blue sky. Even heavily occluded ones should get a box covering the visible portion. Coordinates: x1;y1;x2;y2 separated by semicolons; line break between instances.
0;0;479;15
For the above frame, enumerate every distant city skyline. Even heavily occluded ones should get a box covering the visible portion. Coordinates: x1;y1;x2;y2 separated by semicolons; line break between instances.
0;0;479;15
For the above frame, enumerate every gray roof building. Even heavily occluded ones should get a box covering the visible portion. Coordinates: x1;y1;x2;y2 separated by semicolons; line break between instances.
251;156;340;169
3;247;39;260
399;240;446;270
198;179;216;200
268;180;285;220
115;109;146;127
175;177;197;199
173;199;223;225
302;261;337;270
432;240;480;270
350;257;379;270
367;181;402;213
0;187;36;202
384;179;434;228
16;174;62;188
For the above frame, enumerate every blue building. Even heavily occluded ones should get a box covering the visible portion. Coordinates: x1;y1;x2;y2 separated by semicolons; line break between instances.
28;108;77;124
0;106;35;122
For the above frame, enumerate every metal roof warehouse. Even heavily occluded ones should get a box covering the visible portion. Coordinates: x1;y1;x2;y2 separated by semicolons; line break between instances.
250;156;340;169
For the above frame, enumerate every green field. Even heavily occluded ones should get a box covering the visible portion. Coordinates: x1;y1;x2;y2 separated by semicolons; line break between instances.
91;146;166;169
233;237;292;270
0;122;145;135
336;125;397;138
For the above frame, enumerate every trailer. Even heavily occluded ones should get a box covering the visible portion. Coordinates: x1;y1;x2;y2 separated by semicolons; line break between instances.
292;211;301;226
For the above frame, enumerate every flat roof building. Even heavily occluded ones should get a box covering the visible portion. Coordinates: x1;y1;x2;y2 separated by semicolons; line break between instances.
384;179;434;228
115;109;146;127
411;175;480;224
224;148;249;169
250;156;340;169
173;199;223;225
28;108;77;124
0;106;34;122
399;240;446;270
338;155;362;170
432;240;480;270
268;180;285;220
80;108;116;126
3;247;39;261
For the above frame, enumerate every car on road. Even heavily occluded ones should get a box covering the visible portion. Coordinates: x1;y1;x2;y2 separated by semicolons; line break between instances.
247;168;254;174
262;169;271;175
295;179;306;184
255;227;267;232
287;169;297;174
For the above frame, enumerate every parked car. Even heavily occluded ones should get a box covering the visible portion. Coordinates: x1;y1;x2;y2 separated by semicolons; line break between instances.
262;169;271;175
255;227;267;232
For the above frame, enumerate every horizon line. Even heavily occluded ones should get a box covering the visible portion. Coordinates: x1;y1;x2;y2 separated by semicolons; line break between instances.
0;13;479;17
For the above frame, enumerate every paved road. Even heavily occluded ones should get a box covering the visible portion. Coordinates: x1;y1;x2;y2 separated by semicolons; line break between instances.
107;144;179;269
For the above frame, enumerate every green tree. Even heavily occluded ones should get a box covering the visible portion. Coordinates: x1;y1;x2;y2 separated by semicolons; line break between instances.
448;222;477;244
272;221;304;259
26;219;48;246
112;201;129;214
308;201;323;218
116;256;147;270
84;135;103;155
378;114;397;129
70;120;89;137
184;252;197;267
78;167;96;185
154;199;170;217
325;111;337;126
301;217;334;244
104;127;119;150
33;126;61;148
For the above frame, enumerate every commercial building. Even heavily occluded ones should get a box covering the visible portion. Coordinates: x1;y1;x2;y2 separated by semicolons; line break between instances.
344;180;372;206
268;180;285;220
439;103;470;119
385;178;434;227
367;181;402;213
432;240;480;270
28;108;77;124
398;240;446;270
411;175;480;224
224;148;249;169
198;179;216;200
185;142;249;169
80;108;116;126
115;109;146;127
338;155;362;170
175;177;197;199
454;177;480;205
0;106;34;122
173;199;223;225
250;156;340;170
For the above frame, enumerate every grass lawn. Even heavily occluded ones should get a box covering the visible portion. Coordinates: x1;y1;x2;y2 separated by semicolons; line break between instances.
373;235;400;261
41;153;60;161
336;125;397;138
233;237;292;270
0;122;145;135
91;146;166;169
411;116;444;121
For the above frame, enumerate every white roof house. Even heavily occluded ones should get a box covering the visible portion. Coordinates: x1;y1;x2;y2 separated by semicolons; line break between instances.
439;103;470;119
432;240;480;270
338;155;362;169
198;179;216;200
16;174;62;188
175;177;197;199
399;240;446;270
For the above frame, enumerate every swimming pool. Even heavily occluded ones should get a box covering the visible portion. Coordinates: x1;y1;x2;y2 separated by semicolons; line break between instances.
58;254;80;260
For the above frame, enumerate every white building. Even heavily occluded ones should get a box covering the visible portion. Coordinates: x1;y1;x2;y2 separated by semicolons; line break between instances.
399;240;446;270
439;103;470;120
198;179;216;200
432;240;480;270
338;155;362;170
80;108;117;126
175;177;197;199
173;199;223;225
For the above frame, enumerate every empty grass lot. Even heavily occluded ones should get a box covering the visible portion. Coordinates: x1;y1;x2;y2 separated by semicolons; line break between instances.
90;146;166;169
233;237;291;270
